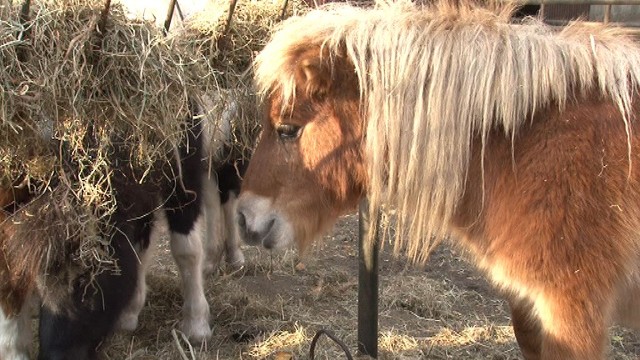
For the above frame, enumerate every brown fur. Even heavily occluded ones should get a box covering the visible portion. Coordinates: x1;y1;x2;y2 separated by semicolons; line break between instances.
242;47;366;253
451;97;640;358
240;2;640;359
0;185;36;316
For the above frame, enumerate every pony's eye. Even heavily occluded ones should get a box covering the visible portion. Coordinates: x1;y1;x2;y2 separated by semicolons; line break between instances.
276;124;302;141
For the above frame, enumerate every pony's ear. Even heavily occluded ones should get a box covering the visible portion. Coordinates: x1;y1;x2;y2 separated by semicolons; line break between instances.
296;56;332;98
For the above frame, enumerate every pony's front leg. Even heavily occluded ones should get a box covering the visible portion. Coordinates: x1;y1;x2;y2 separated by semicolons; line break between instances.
168;210;211;342
507;296;541;360
116;214;158;332
223;191;245;269
202;176;225;276
536;291;610;360
0;297;34;360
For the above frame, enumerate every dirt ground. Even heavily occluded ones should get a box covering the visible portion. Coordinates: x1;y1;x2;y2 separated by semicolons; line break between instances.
101;213;640;360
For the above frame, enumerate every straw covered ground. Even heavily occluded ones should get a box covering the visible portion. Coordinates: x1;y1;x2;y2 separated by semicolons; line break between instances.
92;214;639;359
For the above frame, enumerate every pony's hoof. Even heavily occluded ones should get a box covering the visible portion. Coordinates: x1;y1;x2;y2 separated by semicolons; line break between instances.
180;319;212;342
227;251;245;270
203;262;217;276
2;352;29;360
116;313;140;332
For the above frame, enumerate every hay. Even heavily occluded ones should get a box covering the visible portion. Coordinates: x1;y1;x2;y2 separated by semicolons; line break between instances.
0;0;311;284
174;0;309;74
0;0;311;190
0;0;200;190
169;0;311;160
0;0;201;284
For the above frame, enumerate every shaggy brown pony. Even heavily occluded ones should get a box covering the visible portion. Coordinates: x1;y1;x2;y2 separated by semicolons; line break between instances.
236;1;640;359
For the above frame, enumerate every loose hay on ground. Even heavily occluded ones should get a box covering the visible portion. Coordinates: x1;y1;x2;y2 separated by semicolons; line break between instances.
99;215;640;359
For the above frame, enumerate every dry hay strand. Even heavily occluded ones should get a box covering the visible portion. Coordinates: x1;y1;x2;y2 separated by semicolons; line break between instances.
172;0;310;77
379;330;421;354
0;0;212;190
169;0;311;161
247;324;307;359
381;275;455;320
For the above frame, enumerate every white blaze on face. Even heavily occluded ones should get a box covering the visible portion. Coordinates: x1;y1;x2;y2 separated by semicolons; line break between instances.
237;192;295;249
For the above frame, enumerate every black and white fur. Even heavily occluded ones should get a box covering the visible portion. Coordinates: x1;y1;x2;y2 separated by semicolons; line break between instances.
0;95;247;360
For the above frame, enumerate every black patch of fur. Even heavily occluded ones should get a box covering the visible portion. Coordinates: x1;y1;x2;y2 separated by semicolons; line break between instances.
215;155;248;204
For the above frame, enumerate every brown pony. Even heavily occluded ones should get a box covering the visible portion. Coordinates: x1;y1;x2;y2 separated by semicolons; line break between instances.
237;1;640;359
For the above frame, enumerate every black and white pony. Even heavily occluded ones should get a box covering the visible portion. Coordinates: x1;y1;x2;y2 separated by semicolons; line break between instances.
0;96;246;360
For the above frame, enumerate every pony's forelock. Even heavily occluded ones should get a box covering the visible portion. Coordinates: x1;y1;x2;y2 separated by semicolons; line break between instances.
254;0;640;263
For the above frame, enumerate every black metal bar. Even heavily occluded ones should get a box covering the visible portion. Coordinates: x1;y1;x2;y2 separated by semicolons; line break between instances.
309;329;354;360
18;0;30;28
88;0;111;67
175;0;185;22
97;0;111;35
357;198;379;358
163;0;178;35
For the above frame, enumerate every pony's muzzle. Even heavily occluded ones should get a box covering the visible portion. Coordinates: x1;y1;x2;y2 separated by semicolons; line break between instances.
236;193;295;249
237;208;276;248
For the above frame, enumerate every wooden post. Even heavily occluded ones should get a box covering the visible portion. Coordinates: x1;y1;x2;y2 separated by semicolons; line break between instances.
280;0;290;20
97;0;111;35
16;0;30;62
163;0;178;35
223;0;239;36
358;198;379;358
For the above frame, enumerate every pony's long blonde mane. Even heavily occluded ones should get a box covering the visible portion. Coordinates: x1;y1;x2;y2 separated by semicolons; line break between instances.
255;0;640;262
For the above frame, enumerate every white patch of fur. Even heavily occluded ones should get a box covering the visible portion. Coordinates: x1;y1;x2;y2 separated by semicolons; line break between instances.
237;192;295;249
0;296;35;360
170;213;212;341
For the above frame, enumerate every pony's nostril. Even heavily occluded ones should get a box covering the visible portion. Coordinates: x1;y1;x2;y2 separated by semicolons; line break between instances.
266;218;275;233
261;218;277;248
237;211;247;232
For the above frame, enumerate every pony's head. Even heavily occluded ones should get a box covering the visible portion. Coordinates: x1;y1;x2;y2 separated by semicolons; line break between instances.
237;42;367;251
238;0;640;261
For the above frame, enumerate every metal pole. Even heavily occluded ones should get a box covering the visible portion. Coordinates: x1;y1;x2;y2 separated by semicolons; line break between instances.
358;198;379;358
